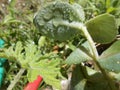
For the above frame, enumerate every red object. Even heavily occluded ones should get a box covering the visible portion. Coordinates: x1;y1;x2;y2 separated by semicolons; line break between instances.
24;75;43;90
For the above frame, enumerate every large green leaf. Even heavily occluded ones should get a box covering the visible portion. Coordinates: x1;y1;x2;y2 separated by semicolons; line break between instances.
27;58;62;89
98;40;120;72
86;13;118;44
33;2;85;41
65;48;92;64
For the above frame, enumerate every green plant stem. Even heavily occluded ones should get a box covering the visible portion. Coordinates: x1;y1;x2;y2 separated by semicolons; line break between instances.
54;20;117;90
78;24;117;90
72;23;117;90
74;23;117;90
54;20;98;58
7;68;25;90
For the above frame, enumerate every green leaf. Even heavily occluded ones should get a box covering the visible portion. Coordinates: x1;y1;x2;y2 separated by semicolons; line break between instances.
72;3;85;22
80;41;93;57
116;18;120;27
33;2;84;41
100;40;120;57
85;67;111;90
86;13;118;44
15;41;42;68
70;64;87;90
112;0;120;7
86;67;105;83
1;41;63;89
70;65;111;90
1;41;42;68
14;41;23;57
66;48;92;64
85;81;110;90
27;58;62;89
98;40;120;72
3;41;23;60
76;0;88;7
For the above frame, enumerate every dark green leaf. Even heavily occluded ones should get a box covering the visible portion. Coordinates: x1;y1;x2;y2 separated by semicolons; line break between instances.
70;64;87;90
98;40;120;72
66;48;92;65
98;54;120;73
85;81;110;90
86;13;118;44
85;67;111;90
100;40;120;57
33;2;84;41
86;67;105;83
70;65;111;90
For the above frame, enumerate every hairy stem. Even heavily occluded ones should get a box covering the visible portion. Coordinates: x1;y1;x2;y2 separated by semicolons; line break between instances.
74;22;117;90
54;20;117;90
72;22;117;90
7;68;25;90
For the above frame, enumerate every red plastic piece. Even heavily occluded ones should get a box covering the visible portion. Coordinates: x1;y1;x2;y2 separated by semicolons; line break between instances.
24;75;43;90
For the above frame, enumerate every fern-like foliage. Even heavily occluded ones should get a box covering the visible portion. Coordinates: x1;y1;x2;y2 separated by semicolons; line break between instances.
0;41;63;89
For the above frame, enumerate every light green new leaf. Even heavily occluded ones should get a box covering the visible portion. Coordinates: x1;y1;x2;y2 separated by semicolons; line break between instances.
98;40;120;72
28;58;62;89
14;41;23;57
24;43;40;62
3;41;23;60
1;41;42;68
66;48;92;64
86;13;118;44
